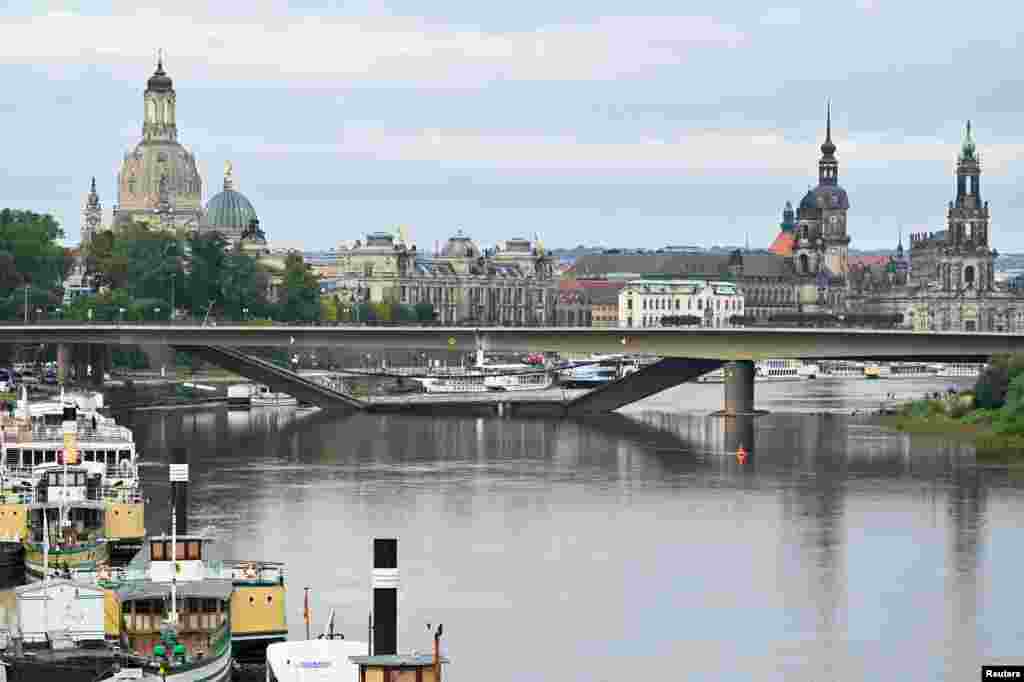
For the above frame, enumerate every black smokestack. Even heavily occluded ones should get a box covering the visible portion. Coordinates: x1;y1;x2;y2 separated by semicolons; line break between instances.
373;538;398;656
171;448;188;535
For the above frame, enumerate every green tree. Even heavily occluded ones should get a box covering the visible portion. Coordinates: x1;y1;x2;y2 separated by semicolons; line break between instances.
220;248;268;321
0;209;66;293
354;303;375;323
277;252;320;322
320;295;338;323
186;232;229;317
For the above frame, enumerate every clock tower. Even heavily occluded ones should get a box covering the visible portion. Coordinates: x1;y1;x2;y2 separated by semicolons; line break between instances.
81;177;102;245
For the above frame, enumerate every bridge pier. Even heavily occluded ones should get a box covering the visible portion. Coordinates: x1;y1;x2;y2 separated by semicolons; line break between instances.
721;361;757;416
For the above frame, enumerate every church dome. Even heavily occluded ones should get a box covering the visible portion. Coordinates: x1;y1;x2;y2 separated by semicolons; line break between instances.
118;142;202;212
205;163;258;232
799;184;849;212
440;230;480;258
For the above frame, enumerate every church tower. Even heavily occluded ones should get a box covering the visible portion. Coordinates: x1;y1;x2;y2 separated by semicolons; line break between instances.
81;177;102;245
942;120;993;290
113;56;203;232
142;53;177;143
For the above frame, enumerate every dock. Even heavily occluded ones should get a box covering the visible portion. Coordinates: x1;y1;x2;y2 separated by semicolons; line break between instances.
365;388;589;415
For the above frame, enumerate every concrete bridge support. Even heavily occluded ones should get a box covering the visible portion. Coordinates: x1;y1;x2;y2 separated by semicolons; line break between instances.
721;360;756;416
88;344;109;387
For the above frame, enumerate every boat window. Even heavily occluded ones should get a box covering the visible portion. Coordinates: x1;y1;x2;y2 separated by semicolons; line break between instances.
48;471;59;486
203;598;218;613
119;450;131;462
45;450;56;463
176;542;186;560
76;472;85;486
34;450;42;466
151;541;165;561
186;541;200;560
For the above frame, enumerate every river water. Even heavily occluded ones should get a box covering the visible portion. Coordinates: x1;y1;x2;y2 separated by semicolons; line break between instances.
112;377;1023;681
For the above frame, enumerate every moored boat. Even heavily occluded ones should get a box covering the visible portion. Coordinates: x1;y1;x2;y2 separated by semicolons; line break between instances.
0;388;145;575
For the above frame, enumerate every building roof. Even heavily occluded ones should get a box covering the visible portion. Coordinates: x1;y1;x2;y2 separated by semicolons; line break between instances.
206;188;257;231
116;578;234;602
848;255;890;268
350;655;450;667
768;231;795;256
573;253;792;280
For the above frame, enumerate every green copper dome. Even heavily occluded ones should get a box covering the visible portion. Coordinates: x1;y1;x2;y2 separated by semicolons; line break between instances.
205;162;257;230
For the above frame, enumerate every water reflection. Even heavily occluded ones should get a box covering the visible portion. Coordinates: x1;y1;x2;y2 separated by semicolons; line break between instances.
106;388;1023;682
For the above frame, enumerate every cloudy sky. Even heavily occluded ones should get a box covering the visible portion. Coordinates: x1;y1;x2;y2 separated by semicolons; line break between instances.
1;0;1022;252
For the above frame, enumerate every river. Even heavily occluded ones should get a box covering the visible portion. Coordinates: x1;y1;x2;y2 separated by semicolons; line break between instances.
110;377;1023;681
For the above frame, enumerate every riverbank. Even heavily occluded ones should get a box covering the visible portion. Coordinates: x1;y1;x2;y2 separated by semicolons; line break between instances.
880;407;1024;465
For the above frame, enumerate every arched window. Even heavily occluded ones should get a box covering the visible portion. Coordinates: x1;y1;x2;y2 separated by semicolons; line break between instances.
965;265;975;286
800;254;810;274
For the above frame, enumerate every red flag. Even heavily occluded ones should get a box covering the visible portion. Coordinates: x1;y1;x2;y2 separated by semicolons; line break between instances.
303;589;310;625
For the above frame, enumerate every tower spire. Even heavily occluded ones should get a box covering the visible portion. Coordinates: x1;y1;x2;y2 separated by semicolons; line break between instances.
820;99;836;157
157;48;164;72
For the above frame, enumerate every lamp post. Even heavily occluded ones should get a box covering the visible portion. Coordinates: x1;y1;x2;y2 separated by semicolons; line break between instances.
242;307;249;322
154;307;161;323
118;307;126;325
23;285;29;323
35;308;42;323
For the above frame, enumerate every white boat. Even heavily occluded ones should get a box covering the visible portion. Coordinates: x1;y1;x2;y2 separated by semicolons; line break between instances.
888;362;937;379
227;384;254;406
266;638;369;682
483;367;553;391
821;361;866;378
250;385;298;406
798;363;820;379
0;387;145;575
936;362;986;378
415;373;489;393
557;363;620;388
755;359;803;381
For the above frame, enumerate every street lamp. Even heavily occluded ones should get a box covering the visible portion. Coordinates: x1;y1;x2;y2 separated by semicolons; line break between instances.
154;307;161;322
242;307;249;322
35;308;42;323
118;307;126;325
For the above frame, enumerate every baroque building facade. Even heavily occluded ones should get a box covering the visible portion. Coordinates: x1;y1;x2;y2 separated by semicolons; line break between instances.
852;122;1022;332
332;231;557;324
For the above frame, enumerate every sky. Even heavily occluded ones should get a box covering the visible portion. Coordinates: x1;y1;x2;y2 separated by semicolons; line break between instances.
1;1;1022;252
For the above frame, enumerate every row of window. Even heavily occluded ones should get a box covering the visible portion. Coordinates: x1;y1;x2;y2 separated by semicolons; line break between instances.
629;297;743;313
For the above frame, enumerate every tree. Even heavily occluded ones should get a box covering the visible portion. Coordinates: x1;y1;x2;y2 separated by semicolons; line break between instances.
220;248;268;320
0;209;65;292
277;252;320;322
320;295;338;323
186;232;229;317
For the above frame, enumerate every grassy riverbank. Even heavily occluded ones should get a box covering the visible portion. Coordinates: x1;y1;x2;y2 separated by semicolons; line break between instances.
881;397;1024;464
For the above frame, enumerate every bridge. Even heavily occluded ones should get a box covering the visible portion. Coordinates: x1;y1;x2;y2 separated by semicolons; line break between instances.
9;324;1015;415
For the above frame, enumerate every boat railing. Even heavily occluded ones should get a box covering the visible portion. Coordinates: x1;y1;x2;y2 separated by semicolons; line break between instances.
1;424;133;444
11;487;142;505
218;559;286;583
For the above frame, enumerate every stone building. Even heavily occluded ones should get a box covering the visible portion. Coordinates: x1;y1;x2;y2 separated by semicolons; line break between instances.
113;58;204;233
853;122;1022;332
204;162;260;247
570;251;797;321
333;230;557;324
618;279;744;328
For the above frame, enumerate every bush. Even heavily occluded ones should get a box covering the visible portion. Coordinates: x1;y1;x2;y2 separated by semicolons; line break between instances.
975;363;1010;408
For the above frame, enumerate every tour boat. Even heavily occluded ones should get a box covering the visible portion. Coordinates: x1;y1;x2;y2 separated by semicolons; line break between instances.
250;385;299;406
755;359;803;381
227;383;254;406
820;361;866;378
415;372;489;393
888;362;936;378
935;362;986;378
0;388;145;577
798;363;820;379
